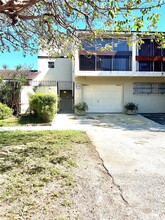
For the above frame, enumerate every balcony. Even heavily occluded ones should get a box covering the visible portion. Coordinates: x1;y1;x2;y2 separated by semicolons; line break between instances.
76;53;132;77
75;38;165;77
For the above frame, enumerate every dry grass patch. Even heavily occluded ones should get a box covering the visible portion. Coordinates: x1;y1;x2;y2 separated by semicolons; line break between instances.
0;130;89;219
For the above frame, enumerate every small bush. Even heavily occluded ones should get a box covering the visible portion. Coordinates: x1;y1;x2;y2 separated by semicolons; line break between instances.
124;102;138;111
73;102;88;111
0;102;13;120
30;93;58;122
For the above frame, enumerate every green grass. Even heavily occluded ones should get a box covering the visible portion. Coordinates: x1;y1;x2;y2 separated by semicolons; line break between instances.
0;115;50;126
0;130;89;219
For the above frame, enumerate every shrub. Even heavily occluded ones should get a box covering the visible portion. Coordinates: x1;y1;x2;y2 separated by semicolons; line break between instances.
73;102;88;111
124;102;138;111
30;93;58;122
0;102;13;120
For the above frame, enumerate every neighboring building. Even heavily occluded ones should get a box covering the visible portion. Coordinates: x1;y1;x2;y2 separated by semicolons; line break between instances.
0;69;40;113
21;32;165;114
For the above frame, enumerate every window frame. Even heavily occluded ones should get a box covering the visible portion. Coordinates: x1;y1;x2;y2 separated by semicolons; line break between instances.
133;83;165;94
48;61;54;68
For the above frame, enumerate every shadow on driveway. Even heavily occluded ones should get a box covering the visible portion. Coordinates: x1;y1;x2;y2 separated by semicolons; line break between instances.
74;114;165;131
141;113;165;125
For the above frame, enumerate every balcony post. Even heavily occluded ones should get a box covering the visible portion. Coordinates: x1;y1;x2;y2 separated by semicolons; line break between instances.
132;34;137;73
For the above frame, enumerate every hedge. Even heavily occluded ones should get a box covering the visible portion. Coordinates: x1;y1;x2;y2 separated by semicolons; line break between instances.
30;93;58;122
0;102;13;120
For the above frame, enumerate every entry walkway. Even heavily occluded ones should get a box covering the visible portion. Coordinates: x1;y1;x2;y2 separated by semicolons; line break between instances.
0;114;91;132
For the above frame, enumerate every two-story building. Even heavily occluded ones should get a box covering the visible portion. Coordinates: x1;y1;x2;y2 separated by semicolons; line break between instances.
38;32;165;113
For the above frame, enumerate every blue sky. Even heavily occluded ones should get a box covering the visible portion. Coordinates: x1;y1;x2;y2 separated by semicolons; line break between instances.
0;52;38;70
0;5;165;70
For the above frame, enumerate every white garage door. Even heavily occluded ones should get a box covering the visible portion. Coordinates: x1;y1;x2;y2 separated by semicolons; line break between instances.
83;84;123;113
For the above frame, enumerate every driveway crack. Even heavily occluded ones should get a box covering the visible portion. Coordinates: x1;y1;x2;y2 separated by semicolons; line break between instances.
101;161;131;206
95;150;139;219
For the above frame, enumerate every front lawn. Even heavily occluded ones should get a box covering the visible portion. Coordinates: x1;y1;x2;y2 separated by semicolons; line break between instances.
0;130;131;219
0;115;51;127
0;130;89;219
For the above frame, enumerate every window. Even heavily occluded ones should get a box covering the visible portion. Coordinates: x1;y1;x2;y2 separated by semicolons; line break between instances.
139;61;153;71
138;39;165;71
113;56;130;71
139;61;165;72
82;40;95;51
79;55;95;70
48;62;54;68
97;56;112;70
112;39;128;51
163;62;165;71
139;39;165;56
158;83;165;94
133;83;165;94
95;38;112;50
81;38;129;52
80;37;131;71
154;61;161;71
154;42;162;56
139;39;154;56
80;55;131;71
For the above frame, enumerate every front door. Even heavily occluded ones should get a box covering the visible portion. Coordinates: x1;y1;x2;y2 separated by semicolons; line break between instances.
59;90;73;113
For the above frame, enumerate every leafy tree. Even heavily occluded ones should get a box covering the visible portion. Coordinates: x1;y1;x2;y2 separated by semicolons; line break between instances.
0;0;165;54
0;65;32;115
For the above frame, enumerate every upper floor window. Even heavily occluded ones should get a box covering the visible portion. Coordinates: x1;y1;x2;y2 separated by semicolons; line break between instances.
82;40;95;51
113;56;130;71
80;37;131;71
139;61;165;72
112;39;128;51
48;61;54;68
82;38;129;52
80;55;131;71
95;38;112;50
139;61;153;71
139;39;165;56
97;56;112;70
79;55;95;70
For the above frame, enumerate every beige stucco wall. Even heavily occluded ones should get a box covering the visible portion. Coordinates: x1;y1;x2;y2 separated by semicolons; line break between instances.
20;86;58;114
38;58;72;82
75;76;165;113
21;86;34;114
36;86;57;94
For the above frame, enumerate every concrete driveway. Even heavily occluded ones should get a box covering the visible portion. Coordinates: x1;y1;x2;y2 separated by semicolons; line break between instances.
86;116;165;220
54;113;165;220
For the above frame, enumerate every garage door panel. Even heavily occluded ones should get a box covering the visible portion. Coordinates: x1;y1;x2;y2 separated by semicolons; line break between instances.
83;85;123;113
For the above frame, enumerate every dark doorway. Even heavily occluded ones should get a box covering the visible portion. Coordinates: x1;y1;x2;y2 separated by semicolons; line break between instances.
59;90;73;113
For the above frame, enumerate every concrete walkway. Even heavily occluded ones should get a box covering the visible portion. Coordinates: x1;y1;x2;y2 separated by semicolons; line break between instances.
0;113;165;219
